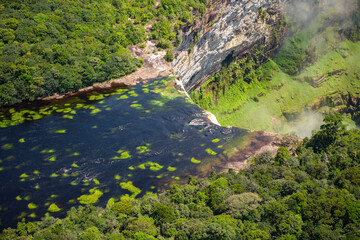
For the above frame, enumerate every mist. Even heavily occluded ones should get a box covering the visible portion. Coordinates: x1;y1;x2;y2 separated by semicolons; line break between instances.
278;0;359;138
285;0;357;26
283;110;324;138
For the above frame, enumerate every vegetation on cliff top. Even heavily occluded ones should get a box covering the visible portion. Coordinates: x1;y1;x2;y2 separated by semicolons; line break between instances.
1;114;360;239
0;0;206;106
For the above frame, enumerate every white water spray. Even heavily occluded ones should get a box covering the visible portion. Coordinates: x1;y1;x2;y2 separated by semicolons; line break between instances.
175;78;221;126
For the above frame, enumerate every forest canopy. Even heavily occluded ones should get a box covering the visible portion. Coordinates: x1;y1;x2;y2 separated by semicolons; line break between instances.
0;0;206;106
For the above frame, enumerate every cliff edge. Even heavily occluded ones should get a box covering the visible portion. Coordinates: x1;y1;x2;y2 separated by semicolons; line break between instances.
174;0;285;91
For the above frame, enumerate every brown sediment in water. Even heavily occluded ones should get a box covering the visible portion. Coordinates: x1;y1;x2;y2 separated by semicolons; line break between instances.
221;131;301;172
156;130;301;191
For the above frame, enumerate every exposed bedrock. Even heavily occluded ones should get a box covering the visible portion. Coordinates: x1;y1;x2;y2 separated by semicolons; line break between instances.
174;0;285;91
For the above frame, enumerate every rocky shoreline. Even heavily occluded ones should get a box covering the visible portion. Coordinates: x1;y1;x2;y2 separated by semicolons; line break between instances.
223;131;301;172
38;40;172;101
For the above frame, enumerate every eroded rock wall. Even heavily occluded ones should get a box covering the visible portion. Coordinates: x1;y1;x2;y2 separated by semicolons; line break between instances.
174;0;285;91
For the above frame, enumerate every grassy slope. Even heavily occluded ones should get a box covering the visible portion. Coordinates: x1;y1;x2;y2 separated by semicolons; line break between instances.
217;40;360;132
191;2;360;133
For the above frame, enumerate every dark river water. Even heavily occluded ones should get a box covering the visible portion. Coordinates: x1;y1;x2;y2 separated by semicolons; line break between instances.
0;78;248;229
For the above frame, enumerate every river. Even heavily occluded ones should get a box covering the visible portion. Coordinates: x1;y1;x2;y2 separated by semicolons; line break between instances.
0;77;251;229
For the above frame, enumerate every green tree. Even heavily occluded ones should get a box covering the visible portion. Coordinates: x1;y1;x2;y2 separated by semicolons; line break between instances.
275;147;290;166
225;193;262;220
307;113;345;153
164;50;174;62
152;203;176;224
124;218;157;237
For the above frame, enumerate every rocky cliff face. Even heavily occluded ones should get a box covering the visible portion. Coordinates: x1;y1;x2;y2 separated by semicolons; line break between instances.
174;0;285;91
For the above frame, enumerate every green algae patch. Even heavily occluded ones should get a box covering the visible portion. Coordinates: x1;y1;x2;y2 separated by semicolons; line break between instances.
62;173;70;178
70;181;78;186
112;150;131;160
29;213;36;218
19;173;29;178
72;163;79;168
137;161;164;171
45;155;56;162
17;212;27;219
138;163;146;170
16;196;22;201
28;202;38;209
71;152;80;156
89;94;105;101
191;158;201;164
120;181;141;198
130;103;143;109
50;173;59;178
114;174;121;180
48;203;61;212
149;163;163;171
113;88;128;95
63;114;74;119
41;149;55;154
128;90;138;97
167;166;177;172
75;103;85;109
149;100;164;107
136;144;151;154
218;145;223;148
24;196;31;201
206;148;217;155
33;170;40;175
77;188;103;204
55;129;66;134
18;138;25;143
128;166;135;170
90;108;101;115
117;95;129;100
212;138;220;143
151;78;184;100
0;167;3;171
2;143;14;150
34;185;40;190
93;178;100;185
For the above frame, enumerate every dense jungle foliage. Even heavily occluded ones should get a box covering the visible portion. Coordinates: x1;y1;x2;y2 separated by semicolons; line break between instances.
0;0;206;106
1;114;360;239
